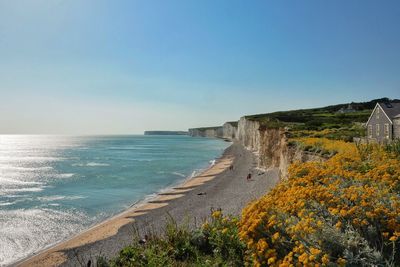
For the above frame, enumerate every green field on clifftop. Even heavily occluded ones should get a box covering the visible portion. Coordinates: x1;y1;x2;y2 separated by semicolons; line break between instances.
244;98;400;141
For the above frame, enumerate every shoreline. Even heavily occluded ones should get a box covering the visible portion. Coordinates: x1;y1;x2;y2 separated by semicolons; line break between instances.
15;144;235;267
17;142;280;267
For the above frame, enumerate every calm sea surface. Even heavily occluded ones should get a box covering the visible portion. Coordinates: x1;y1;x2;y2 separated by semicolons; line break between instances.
0;135;229;265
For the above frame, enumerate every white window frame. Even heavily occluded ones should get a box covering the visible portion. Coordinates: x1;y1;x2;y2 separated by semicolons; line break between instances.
376;108;380;119
368;125;373;137
384;123;390;138
376;124;380;136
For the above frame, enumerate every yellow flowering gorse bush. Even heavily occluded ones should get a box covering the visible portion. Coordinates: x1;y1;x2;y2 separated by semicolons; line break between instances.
240;138;400;266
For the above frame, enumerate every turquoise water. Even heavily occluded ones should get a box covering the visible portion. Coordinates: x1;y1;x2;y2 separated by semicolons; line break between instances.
0;135;229;265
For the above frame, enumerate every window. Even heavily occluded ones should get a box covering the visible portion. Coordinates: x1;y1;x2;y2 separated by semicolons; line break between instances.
376;124;380;136
368;125;373;137
384;123;390;138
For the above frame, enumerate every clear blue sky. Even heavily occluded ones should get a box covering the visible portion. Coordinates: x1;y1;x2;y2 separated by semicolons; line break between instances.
0;0;399;134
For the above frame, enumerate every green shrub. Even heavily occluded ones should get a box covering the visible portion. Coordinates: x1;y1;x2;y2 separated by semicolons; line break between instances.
385;140;400;157
106;211;245;266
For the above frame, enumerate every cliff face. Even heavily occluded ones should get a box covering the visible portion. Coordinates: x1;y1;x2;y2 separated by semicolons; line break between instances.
222;122;238;140
257;127;323;178
189;118;321;179
237;117;260;151
189;124;237;139
188;127;223;138
236;117;292;177
258;127;288;177
144;131;188;135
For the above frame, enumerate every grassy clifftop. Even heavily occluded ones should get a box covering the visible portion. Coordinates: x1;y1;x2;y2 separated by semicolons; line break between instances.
244;98;400;142
245;98;400;130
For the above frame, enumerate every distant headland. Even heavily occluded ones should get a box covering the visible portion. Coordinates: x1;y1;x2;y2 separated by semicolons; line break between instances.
144;131;188;135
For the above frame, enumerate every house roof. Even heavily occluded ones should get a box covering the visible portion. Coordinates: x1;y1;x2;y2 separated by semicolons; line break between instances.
379;102;400;119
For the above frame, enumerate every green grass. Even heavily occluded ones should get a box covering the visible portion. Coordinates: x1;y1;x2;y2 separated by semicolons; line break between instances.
189;126;222;131
385;140;400;157
246;108;371;129
97;212;245;267
250;110;370;142
243;98;399;141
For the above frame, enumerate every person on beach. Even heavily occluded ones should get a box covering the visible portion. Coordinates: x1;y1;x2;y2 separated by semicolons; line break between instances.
246;173;252;181
229;164;233;171
139;234;148;245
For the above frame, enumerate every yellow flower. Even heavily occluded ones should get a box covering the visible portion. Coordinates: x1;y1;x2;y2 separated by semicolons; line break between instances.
298;252;308;263
212;210;222;218
365;211;374;218
202;222;209;229
321;254;330;264
330;208;339;215
310;248;321;256
337;258;346;266
238;136;400;266
339;209;347;217
382;232;389;238
272;232;280;241
268;256;276;264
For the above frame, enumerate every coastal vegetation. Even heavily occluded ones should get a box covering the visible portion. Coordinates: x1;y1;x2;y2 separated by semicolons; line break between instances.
101;138;400;266
240;139;400;266
98;212;245;266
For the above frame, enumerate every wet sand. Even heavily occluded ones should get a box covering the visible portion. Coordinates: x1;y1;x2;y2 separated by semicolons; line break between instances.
16;143;279;267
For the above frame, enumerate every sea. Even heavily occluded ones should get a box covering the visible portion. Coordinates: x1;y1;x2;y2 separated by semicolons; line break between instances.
0;135;229;266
